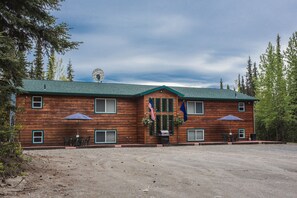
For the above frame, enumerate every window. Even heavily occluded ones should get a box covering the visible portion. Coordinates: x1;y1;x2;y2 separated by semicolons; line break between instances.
238;129;245;139
95;130;116;143
238;102;245;112
95;98;116;113
32;96;43;109
187;129;204;141
32;130;44;144
149;98;174;135
187;101;204;114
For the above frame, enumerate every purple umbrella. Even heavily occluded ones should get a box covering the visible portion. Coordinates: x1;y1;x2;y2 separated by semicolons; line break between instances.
217;115;243;134
64;113;92;136
65;113;92;120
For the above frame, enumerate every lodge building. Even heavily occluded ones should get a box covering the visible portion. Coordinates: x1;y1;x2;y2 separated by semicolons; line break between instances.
16;79;257;146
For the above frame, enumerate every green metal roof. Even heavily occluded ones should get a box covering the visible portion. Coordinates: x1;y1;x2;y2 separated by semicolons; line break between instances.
20;79;257;101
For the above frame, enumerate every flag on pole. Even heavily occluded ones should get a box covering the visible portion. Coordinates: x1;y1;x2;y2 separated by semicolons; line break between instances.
180;101;188;122
148;98;156;121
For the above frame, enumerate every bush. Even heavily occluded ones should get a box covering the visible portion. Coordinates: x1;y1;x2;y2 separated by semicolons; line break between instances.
0;142;24;179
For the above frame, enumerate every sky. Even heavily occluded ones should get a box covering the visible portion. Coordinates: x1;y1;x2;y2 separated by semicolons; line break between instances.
53;0;297;88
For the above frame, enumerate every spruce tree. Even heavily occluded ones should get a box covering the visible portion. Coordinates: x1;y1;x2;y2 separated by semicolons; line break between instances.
237;74;241;93
274;34;288;141
241;76;246;94
28;63;35;79
67;59;74;81
34;39;44;80
255;42;276;140
246;57;253;96
46;48;56;80
220;78;223;89
255;36;289;141
284;32;297;142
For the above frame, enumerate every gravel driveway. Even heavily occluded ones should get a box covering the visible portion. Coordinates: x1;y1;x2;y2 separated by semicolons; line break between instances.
2;144;297;198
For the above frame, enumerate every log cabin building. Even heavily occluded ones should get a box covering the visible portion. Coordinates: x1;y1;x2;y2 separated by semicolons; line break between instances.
16;79;257;146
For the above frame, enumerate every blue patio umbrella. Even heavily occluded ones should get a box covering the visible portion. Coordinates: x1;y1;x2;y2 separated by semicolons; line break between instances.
64;113;92;136
217;115;243;134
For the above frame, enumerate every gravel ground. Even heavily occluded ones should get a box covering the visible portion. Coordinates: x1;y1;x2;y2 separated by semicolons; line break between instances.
1;144;297;198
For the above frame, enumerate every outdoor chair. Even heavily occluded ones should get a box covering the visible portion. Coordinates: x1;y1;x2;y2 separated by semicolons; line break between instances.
64;137;71;146
222;133;228;142
85;136;90;146
232;134;238;142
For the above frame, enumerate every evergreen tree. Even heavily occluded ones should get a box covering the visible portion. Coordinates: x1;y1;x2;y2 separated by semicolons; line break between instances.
241;76;246;94
67;59;74;81
220;78;223;89
246;57;253;96
46;48;56;80
34;39;44;80
18;51;28;79
28;63;35;79
273;34;288;141
251;62;258;96
237;74;241;92
253;62;258;80
255;35;289;141
255;42;276;140
0;33;26;140
284;32;297;142
0;0;80;53
0;0;80;177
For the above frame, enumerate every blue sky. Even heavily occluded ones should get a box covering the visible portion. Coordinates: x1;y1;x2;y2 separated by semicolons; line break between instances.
54;0;297;88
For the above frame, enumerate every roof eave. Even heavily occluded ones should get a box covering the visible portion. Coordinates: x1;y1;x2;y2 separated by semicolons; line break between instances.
136;85;184;97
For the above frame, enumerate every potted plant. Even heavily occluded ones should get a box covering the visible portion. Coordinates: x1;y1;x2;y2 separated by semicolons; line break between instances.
142;117;153;126
174;117;184;127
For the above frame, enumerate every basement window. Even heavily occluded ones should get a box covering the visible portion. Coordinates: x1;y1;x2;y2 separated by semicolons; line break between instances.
238;129;246;139
187;129;204;141
32;130;44;144
95;130;116;143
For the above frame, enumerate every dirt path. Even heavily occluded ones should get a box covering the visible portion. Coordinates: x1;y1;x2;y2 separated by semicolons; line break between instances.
1;144;297;198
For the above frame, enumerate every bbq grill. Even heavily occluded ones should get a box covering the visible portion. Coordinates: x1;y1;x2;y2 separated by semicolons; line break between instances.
158;130;170;144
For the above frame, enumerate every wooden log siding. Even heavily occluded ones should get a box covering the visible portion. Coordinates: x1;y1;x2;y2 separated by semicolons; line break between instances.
177;100;254;142
143;90;180;144
16;95;139;146
16;92;255;146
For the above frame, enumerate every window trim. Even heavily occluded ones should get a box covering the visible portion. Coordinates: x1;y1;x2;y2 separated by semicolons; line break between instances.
238;128;246;139
94;98;117;114
32;130;44;144
187;128;205;142
32;96;43;109
238;102;245;112
94;129;117;144
187;101;204;115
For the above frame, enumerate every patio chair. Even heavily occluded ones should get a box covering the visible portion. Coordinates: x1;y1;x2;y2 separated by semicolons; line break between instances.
222;133;228;142
232;134;238;142
85;136;91;146
63;137;70;146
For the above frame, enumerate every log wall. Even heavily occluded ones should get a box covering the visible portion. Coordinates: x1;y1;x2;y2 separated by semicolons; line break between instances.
16;92;254;146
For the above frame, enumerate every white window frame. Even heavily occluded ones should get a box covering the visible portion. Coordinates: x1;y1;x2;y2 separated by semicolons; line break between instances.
187;101;204;115
32;130;44;144
187;129;205;141
32;96;43;109
95;130;117;143
95;98;116;113
238;102;245;112
238;129;245;139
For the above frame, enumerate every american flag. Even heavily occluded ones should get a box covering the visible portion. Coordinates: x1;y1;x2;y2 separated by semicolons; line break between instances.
148;98;156;121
